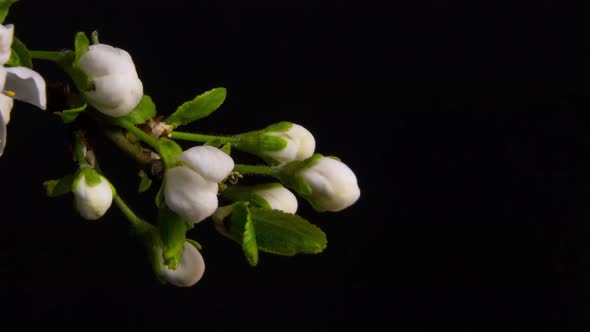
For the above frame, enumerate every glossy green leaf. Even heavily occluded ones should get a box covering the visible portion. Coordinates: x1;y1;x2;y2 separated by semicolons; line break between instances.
74;32;89;64
43;174;75;197
165;87;226;127
0;0;16;24
59;103;87;124
231;203;258;266
119;95;156;125
159;206;189;270
5;37;32;69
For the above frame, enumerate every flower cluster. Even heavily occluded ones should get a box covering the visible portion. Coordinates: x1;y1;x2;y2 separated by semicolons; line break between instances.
0;1;361;288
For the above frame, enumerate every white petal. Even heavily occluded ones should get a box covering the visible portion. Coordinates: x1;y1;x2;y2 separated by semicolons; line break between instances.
178;146;235;183
300;157;360;212
255;184;298;214
0;24;14;66
4;67;46;110
161;242;205;287
73;174;113;220
0;92;13;124
0;110;5;157
165;166;219;223
78;44;136;77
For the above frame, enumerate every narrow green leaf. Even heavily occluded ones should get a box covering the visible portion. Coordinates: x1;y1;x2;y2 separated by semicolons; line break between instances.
159;206;188;270
119;95;156;125
74;31;89;64
0;0;17;24
59;103;87;124
231;203;258;266
165;87;227;127
43;174;75;197
155;178;166;208
158;138;183;167
186;238;202;250
91;30;99;45
250;208;326;256
138;171;152;193
5;37;32;69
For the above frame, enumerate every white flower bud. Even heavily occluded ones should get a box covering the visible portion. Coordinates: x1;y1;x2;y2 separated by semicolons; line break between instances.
161;242;205;287
78;44;143;117
0;24;13;65
265;123;315;164
178;145;235;183
73;169;113;220
299;157;360;212
253;183;298;214
165;166;219;224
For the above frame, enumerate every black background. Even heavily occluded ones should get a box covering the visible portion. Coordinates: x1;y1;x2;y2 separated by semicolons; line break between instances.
0;1;391;330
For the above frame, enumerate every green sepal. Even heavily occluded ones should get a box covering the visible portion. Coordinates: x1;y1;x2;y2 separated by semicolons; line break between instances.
91;30;99;45
73;167;102;188
56;50;93;92
119;95;156;125
155;177;166;208
158;138;183;168
186;238;202;250
220;143;232;155
165;87;227;127
229;203;259;266
5;37;32;69
43;174;75;197
59;103;87;124
74;32;89;65
233;131;288;165
158;205;189;270
277;154;324;196
138;170;152;193
261;121;293;133
204;138;224;148
0;0;16;24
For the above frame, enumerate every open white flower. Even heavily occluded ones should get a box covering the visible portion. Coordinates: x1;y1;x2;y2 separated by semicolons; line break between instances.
0;24;47;156
72;168;113;220
78;44;143;117
299;156;360;212
160;242;205;287
165;146;235;223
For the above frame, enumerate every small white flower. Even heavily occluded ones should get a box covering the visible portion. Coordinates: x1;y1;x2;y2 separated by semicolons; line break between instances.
299;157;360;212
160;242;205;287
165;166;219;223
73;169;113;220
253;183;298;214
265;123;315;164
0;24;47;157
78;44;143;117
178;146;235;183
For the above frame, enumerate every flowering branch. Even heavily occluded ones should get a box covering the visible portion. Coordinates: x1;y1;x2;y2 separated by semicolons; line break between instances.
0;1;361;287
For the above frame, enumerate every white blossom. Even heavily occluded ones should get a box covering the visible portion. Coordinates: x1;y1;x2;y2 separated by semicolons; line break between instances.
299;157;360;212
73;169;113;220
265;123;315;164
0;24;46;156
253;183;298;214
160;242;205;287
78;44;143;117
165;145;234;223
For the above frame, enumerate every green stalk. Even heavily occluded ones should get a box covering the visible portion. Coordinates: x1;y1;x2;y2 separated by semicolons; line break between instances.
169;131;233;144
233;164;278;177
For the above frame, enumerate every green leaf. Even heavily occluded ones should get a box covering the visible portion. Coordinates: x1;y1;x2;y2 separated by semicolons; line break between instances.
0;0;16;24
5;37;32;69
119;95;156;125
74;31;89;64
91;30;99;45
138;170;152;193
43;174;75;197
159;206;189;270
227;207;326;256
59;103;87;124
158;138;183;167
155;177;166;208
165;87;227;127
231;203;258;266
